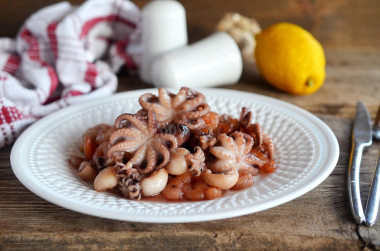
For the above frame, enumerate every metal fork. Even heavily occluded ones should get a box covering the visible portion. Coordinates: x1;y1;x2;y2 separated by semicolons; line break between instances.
365;105;380;226
372;105;380;141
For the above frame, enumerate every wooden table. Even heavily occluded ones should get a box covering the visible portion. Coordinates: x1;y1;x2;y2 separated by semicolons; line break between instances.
1;0;379;250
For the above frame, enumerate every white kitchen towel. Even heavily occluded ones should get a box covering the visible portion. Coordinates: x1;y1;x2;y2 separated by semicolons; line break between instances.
0;0;141;148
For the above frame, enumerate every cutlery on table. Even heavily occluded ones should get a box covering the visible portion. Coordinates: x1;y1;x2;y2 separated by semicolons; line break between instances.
364;105;380;226
348;102;380;226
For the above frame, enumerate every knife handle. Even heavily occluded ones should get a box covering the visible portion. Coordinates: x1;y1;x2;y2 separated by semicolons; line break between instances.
365;153;380;226
348;142;366;224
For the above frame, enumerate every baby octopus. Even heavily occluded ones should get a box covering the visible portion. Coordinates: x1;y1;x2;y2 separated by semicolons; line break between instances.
204;131;266;190
138;87;210;130
209;132;265;172
164;146;205;176
69;87;277;202
107;111;178;174
116;162;142;200
238;107;275;160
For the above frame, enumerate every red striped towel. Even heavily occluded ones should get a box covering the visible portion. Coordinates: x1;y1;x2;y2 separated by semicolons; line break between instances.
0;0;141;148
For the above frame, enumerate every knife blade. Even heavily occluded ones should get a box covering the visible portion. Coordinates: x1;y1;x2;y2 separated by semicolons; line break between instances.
348;101;373;224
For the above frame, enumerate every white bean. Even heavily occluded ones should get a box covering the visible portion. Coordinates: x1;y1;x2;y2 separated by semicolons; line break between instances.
203;168;239;190
94;166;118;192
165;148;190;175
141;168;168;196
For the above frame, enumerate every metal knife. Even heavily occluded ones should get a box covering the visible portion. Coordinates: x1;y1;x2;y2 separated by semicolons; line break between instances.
348;101;373;224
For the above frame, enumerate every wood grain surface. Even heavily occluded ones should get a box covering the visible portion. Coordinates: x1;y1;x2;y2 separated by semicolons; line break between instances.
1;0;380;250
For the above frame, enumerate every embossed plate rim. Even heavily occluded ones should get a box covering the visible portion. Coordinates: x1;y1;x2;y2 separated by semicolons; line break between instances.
11;88;339;223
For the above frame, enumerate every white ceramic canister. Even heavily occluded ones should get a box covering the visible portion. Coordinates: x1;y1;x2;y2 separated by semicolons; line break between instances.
140;0;188;83
150;32;243;88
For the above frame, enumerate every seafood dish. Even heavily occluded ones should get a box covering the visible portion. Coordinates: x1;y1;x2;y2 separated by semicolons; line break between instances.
68;87;276;201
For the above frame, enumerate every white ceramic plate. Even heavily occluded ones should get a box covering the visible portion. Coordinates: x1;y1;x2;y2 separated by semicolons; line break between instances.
11;88;339;223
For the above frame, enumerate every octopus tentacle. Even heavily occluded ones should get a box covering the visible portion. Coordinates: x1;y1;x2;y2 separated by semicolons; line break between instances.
218;134;238;153
186;146;206;176
114;114;148;134
119;177;142;200
243;134;254;156
152;140;171;169
146;111;158;135
171;87;188;107
138;93;157;108
179;118;205;130
158;87;172;109
239;107;252;128
243;135;254;155
155;133;178;151
139;93;170;120
191;129;217;151
107;139;143;158
117;163;140;182
250;123;263;147
244;154;266;167
230;132;246;154
137;145;158;174
136;108;148;118
117;163;142;200
109;128;143;145
126;144;148;168
231;131;253;156
179;103;210;120
238;108;266;148
116;162;129;173
178;91;206;112
262;133;275;160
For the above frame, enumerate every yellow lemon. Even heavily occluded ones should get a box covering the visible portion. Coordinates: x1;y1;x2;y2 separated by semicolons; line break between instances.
255;22;325;95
